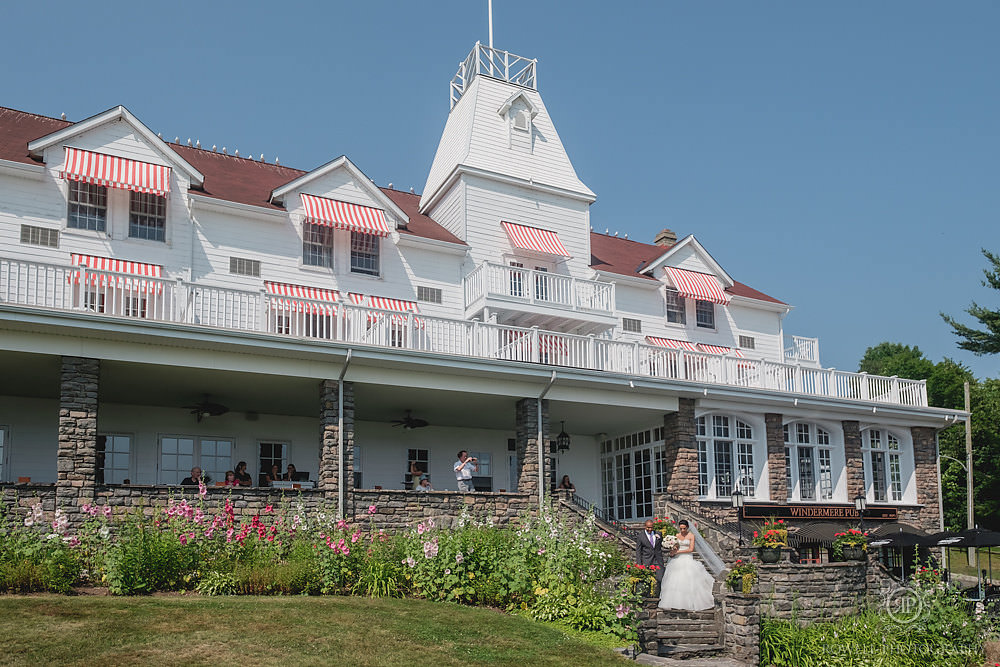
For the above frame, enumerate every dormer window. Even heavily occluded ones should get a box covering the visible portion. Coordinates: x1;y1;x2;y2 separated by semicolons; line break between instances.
512;109;530;132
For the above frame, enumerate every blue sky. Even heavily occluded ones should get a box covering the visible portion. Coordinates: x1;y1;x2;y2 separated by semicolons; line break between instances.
5;1;999;379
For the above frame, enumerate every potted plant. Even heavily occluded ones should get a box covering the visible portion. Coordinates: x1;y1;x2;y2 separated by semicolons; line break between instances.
752;519;788;563
626;563;660;598
651;516;679;537
725;557;758;594
832;528;868;561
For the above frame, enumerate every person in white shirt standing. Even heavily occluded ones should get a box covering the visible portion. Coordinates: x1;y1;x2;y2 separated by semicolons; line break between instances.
453;450;478;492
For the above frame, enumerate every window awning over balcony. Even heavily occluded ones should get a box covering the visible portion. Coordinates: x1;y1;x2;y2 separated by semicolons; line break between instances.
697;343;744;358
265;281;339;315
300;194;392;237
664;267;730;305
645;336;699;351
69;253;164;294
61;147;171;197
349;293;421;324
501;221;570;257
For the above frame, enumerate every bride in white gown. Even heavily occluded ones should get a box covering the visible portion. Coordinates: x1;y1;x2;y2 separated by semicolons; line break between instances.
658;520;715;610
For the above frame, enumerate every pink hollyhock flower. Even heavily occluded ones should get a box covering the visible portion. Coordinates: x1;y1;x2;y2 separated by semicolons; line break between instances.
417;523;426;535
102;506;112;519
367;505;377;515
198;481;207;498
265;505;273;513
351;531;360;543
179;534;188;546
336;520;348;530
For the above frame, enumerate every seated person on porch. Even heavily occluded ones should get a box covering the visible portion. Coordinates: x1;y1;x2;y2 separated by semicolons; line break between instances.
415;478;433;492
409;460;427;484
223;470;239;487
558;475;575;491
180;467;204;486
283;464;297;481
234;461;252;487
453;451;478;492
266;464;282;486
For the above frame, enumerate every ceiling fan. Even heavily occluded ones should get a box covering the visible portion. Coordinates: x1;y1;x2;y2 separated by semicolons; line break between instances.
391;410;429;430
184;395;230;422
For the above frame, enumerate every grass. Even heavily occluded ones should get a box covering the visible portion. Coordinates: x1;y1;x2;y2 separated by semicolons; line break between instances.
0;595;628;667
944;547;1000;581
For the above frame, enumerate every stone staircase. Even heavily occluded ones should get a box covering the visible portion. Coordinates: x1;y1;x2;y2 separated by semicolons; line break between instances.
638;598;726;659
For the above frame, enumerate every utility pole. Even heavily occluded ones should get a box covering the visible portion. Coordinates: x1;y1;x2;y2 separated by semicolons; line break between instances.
966;381;975;566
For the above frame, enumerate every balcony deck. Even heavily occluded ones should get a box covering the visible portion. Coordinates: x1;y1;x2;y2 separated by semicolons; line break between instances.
0;256;928;407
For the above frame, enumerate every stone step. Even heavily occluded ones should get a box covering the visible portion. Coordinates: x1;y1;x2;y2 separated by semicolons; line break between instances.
657;630;722;645
652;608;718;621
658;643;726;659
655;620;719;632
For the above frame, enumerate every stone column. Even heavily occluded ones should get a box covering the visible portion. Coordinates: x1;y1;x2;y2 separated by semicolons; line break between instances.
723;593;760;665
57;356;99;520
765;413;786;503
911;426;941;532
515;398;549;507
318;380;354;512
661;397;698;502
842;420;865;500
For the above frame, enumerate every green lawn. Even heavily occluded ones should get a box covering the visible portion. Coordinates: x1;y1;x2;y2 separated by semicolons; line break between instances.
944;547;1000;581
0;595;628;667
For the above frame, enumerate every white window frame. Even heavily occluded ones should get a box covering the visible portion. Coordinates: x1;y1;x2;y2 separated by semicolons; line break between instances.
783;421;841;502
67;180;108;232
302;221;335;269
695;299;715;329
861;427;909;504
128;191;167;242
665;289;686;325
350;230;381;276
599;428;660;521
99;433;132;484
695;414;760;500
258;441;289;485
158;434;235;485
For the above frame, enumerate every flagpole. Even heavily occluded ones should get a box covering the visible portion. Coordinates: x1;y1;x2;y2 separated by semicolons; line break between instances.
488;0;494;48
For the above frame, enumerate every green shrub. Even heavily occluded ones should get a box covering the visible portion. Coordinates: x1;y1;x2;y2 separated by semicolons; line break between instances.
105;517;197;595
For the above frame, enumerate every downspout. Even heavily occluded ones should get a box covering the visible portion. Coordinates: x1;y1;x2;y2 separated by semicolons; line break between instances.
337;349;353;520
537;371;557;513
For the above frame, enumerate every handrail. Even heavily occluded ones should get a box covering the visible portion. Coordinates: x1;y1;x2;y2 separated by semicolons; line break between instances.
566;491;634;541
0;255;930;407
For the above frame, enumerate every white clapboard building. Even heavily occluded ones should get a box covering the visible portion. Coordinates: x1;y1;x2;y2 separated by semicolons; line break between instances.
0;43;961;530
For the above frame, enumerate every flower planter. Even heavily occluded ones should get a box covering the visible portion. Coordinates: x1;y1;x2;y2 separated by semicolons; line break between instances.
842;546;866;561
758;546;782;564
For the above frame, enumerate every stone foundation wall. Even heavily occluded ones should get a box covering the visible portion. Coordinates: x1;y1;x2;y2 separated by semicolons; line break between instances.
756;561;868;623
91;485;330;516
352;489;532;530
723;593;760;665
1;484;58;520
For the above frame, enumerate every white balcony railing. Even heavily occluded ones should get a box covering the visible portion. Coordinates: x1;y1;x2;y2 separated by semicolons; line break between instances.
785;335;819;364
464;262;615;316
0;256;929;407
451;43;537;108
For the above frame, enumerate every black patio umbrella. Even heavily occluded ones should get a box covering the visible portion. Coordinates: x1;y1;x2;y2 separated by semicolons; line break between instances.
868;529;929;579
947;528;1000;599
928;531;962;580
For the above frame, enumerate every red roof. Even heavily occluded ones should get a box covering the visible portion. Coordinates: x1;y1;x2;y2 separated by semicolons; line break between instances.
589;232;784;305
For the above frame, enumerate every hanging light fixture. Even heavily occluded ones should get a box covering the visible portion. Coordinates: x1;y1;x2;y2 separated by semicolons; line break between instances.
556;421;571;452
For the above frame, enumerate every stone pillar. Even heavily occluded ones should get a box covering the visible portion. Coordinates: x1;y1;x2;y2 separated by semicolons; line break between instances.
515;398;549;507
661;397;698;502
319;380;354;512
723;593;760;665
911;426;941;532
842;420;865;500
765;413;786;503
57;356;99;520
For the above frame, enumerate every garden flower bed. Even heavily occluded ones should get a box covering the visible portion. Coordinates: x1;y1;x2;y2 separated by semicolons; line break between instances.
0;491;638;640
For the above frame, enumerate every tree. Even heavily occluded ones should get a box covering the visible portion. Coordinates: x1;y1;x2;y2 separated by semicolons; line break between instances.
942;249;1000;355
858;342;935;380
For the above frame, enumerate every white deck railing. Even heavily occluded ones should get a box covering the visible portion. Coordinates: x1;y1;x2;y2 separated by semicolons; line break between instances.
464;262;615;315
451;43;538;108
785;335;819;364
0;256;928;407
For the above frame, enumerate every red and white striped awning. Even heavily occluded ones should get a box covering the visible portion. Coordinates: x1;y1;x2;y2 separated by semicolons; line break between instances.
265;281;339;315
645;336;699;351
664;267;730;305
69;254;164;293
697;343;745;358
62;147;171;197
300;194;392;237
348;293;421;325
501;221;570;258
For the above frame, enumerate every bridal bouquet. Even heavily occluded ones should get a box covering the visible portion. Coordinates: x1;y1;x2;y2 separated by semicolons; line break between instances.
662;534;679;551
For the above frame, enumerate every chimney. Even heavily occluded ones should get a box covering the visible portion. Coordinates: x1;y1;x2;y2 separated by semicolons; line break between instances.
654;228;677;247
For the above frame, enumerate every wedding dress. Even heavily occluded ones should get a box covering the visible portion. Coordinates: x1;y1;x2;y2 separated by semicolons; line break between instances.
657;536;715;610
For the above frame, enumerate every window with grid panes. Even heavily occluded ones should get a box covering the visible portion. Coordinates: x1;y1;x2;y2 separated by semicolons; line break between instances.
406;449;429;487
97;434;130;484
67;181;108;231
353;445;363;488
738;335;755;349
695;300;715;329
417;286;442;304
20;224;59;247
350;231;380;275
695;415;757;499
258;442;288;486
665;289;685;324
863;429;903;502
784;422;835;501
128;191;167;241
302;222;334;268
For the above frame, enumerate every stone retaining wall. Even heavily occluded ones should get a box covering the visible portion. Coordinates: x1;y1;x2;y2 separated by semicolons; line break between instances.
1;484;58;519
352;489;532;530
756;560;868;623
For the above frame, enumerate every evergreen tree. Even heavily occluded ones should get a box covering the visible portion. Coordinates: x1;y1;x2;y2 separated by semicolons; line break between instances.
942;249;1000;355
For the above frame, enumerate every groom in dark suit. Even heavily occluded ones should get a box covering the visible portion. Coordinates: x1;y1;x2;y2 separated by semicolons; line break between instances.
635;519;665;595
